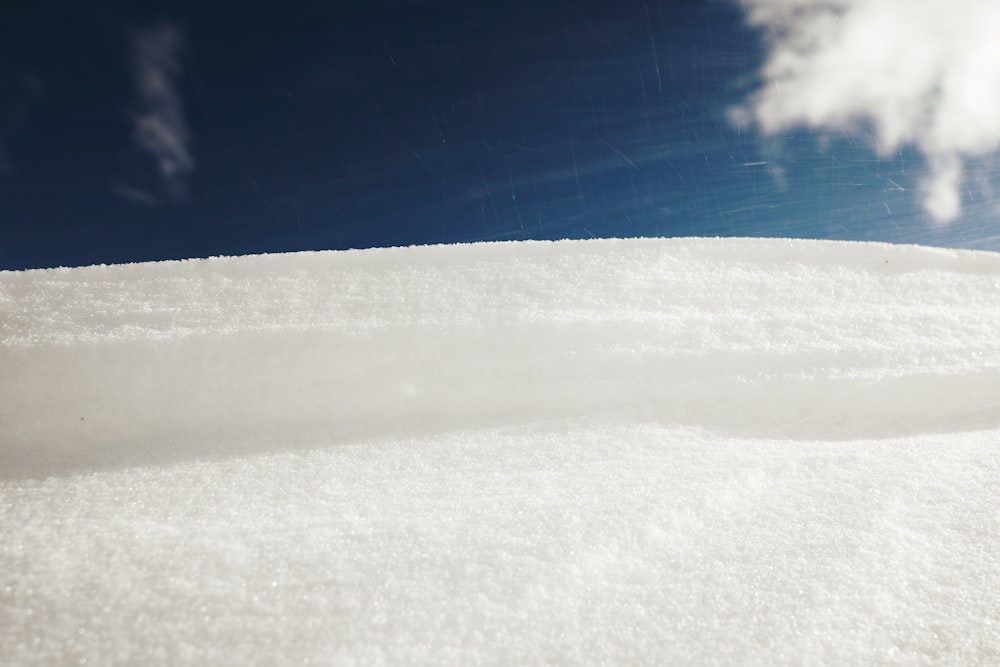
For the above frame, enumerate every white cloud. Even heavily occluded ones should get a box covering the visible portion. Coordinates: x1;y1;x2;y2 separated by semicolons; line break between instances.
734;0;1000;223
130;24;193;199
111;181;160;207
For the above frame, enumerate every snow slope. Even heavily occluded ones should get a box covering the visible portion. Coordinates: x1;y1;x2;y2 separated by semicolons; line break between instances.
2;238;999;664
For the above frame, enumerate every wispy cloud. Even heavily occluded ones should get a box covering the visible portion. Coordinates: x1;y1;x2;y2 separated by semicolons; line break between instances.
130;23;193;199
111;180;160;206
733;0;1000;223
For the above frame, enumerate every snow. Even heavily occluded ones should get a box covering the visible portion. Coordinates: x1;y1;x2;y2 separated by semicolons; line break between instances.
2;237;999;664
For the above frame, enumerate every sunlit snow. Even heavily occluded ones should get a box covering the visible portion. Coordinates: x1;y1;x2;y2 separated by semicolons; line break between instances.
2;238;1000;664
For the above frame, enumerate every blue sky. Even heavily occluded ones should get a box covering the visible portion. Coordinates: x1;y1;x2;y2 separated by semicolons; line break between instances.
2;0;999;270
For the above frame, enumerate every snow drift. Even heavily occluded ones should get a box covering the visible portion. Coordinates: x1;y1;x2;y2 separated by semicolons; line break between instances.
2;238;999;664
4;238;1000;476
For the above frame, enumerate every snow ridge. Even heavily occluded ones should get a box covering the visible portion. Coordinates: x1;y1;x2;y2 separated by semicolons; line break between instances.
3;238;999;476
2;238;1000;665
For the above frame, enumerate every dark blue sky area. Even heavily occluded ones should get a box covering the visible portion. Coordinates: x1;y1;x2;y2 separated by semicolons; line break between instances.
1;0;996;269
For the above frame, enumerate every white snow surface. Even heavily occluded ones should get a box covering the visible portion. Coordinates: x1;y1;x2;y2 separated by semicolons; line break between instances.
2;237;1000;665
